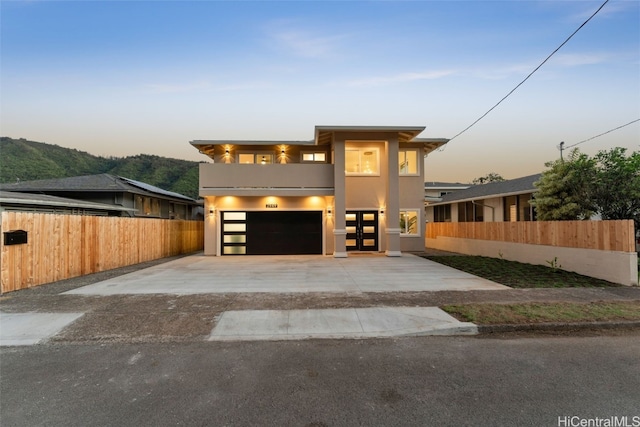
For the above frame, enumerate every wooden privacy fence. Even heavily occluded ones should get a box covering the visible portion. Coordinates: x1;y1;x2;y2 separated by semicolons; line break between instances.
426;220;635;252
1;212;204;293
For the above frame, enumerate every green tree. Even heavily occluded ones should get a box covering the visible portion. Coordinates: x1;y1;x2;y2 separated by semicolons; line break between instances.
532;149;597;220
471;172;505;185
592;147;640;230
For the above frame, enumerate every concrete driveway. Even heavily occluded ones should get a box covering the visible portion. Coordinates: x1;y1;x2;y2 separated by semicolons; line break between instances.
1;254;509;345
65;253;508;295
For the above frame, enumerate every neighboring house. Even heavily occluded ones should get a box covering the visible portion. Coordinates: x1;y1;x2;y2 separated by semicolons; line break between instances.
0;191;136;216
424;182;473;204
0;174;201;220
191;125;448;256
425;173;542;223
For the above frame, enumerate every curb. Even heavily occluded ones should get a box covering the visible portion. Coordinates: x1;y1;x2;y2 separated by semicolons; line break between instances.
478;320;640;334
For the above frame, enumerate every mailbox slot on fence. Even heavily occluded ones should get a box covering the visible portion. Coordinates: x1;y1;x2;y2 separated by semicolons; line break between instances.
3;230;28;246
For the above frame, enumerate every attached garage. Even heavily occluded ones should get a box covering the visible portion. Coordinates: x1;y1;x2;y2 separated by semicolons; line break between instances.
222;211;323;255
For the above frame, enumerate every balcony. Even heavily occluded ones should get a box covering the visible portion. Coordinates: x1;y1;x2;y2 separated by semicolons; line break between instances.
199;163;335;197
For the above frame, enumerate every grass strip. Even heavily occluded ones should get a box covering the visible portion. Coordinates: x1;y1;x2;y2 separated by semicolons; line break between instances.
442;301;640;325
425;255;619;288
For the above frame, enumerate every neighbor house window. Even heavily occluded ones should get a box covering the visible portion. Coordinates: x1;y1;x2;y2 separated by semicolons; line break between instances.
345;148;379;175
400;210;419;235
135;195;161;217
458;201;484;222
434;205;451;222
399;149;419;175
238;153;274;164
503;194;536;221
301;152;327;163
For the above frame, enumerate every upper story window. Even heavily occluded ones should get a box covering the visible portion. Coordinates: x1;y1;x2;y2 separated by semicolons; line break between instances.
345;148;379;175
238;153;274;164
301;152;327;163
399;149;419;175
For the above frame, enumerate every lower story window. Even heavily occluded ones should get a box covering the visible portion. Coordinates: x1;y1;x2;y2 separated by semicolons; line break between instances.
135;195;160;217
400;210;419;235
434;205;451;222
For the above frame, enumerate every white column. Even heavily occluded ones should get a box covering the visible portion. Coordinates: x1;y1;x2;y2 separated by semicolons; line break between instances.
385;138;402;256
333;138;347;257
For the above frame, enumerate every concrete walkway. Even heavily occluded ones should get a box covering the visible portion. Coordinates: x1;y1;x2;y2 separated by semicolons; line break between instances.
0;312;84;346
64;253;508;295
209;307;477;341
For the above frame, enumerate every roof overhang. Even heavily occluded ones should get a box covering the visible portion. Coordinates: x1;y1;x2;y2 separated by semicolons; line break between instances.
428;189;536;206
314;125;427;146
0;192;136;212
191;125;449;158
190;139;316;159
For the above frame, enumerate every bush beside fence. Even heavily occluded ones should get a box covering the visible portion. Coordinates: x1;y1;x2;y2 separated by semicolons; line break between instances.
1;212;204;293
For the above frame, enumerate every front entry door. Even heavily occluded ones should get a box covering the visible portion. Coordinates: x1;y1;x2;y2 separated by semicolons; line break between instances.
345;211;378;251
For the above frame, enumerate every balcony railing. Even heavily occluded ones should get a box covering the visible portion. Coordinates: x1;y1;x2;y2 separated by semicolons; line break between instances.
199;163;335;196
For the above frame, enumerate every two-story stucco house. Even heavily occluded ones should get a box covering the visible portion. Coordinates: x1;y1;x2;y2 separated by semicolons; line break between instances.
191;125;448;257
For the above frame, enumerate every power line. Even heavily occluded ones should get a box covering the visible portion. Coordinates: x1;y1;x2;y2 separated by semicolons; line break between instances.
448;0;610;142
564;118;640;150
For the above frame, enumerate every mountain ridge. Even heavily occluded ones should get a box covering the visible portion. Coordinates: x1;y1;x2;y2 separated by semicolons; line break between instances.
0;137;201;199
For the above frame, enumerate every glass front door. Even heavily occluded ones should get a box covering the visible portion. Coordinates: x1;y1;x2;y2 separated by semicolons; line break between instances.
345;211;378;251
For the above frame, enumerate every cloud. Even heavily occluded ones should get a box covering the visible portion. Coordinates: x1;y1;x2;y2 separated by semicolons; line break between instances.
465;51;611;81
273;30;348;59
569;0;635;22
552;52;610;67
145;81;211;94
345;70;456;87
264;19;350;59
145;81;269;94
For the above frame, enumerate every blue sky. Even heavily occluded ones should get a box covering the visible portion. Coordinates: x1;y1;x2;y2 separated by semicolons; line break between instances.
2;0;638;182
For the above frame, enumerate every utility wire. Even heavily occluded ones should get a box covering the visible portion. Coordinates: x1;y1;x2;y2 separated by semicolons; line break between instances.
448;0;610;142
564;118;640;149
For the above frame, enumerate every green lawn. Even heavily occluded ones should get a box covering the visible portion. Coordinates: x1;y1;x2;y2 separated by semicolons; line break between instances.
422;255;620;288
442;301;640;325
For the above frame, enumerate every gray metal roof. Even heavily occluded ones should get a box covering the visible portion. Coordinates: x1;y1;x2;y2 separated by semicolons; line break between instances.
424;182;473;189
119;177;196;202
0;174;196;203
428;173;542;205
0;191;135;212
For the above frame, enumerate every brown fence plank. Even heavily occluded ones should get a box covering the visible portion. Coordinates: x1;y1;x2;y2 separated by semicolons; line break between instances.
1;212;204;294
426;220;635;252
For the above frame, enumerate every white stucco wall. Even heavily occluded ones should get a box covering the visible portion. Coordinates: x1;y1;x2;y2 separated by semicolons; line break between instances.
426;236;638;286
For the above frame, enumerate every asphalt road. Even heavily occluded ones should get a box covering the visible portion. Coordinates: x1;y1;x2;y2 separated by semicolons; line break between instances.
1;333;639;427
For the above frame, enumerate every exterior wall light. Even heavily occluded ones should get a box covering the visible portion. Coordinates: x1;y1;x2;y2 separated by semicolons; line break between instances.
209;208;215;216
279;145;287;164
326;206;333;218
379;207;385;216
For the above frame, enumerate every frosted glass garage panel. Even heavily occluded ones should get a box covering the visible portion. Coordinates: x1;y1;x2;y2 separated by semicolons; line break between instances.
224;246;246;255
224;212;246;221
224;223;246;232
224;235;246;243
362;213;375;221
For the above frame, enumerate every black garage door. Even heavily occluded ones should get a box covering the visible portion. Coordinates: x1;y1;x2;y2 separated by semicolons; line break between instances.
221;211;322;255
